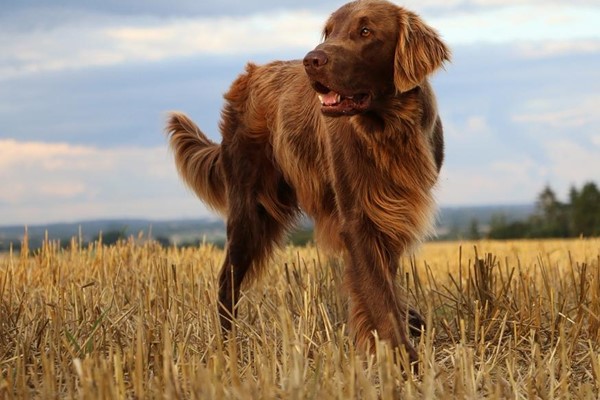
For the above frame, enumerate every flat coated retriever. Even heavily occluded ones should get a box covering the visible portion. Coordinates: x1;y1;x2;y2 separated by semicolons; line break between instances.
167;0;450;363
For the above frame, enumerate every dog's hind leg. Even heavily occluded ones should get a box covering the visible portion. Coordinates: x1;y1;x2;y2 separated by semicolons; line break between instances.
216;140;298;332
217;204;290;331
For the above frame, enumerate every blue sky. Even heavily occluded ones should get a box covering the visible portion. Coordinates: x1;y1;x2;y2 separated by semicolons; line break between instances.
1;0;599;225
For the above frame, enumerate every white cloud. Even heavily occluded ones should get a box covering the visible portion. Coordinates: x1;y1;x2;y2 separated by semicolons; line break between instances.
454;115;493;143
516;39;600;58
513;106;592;129
0;139;213;225
1;3;598;78
0;140;94;169
409;0;598;8
428;4;600;46
544;139;600;190
465;116;488;133
0;11;323;78
437;156;548;205
512;95;600;129
445;115;492;141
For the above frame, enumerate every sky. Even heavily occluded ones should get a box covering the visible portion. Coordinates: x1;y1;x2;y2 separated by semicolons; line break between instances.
1;0;599;226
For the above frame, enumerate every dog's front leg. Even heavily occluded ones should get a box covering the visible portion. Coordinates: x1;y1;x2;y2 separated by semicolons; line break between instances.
339;220;418;363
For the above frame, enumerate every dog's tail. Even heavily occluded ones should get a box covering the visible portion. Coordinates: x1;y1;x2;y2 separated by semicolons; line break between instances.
166;112;227;214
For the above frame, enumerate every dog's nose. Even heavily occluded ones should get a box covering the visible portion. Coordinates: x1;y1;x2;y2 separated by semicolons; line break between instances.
303;50;328;70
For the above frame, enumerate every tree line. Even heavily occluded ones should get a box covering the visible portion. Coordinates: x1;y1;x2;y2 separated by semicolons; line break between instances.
487;181;600;239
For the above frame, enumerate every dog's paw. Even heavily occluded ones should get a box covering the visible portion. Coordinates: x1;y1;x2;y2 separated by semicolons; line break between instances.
407;308;426;337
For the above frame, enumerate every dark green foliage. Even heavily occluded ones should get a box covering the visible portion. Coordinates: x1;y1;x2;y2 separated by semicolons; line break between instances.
570;182;600;237
488;216;533;240
288;228;314;246
94;228;128;246
488;181;600;239
467;218;481;240
154;236;172;247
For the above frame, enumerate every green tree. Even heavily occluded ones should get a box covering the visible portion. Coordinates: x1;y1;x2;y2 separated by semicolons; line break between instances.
487;181;600;240
570;182;600;237
530;185;569;237
488;213;531;239
94;229;128;246
468;218;481;240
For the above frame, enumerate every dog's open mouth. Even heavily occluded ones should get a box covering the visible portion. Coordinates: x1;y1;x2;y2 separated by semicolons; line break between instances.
312;82;371;116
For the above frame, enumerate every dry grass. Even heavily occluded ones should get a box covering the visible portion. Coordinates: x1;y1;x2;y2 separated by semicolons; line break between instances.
1;235;600;399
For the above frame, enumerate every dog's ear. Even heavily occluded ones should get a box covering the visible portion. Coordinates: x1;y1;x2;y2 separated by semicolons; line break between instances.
394;10;450;93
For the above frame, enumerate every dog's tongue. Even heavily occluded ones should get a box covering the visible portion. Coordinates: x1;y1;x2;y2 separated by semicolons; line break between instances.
320;92;340;106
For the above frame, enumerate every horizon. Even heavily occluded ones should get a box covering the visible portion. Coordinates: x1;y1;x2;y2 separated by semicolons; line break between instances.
1;0;599;226
0;202;537;229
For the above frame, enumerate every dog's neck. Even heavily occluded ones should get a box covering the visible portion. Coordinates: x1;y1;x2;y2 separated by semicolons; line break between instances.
348;85;422;136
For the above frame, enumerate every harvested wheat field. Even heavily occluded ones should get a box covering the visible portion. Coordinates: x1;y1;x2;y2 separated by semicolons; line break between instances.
1;235;600;399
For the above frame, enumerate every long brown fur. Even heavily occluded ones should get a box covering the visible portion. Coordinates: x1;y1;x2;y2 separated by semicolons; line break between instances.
166;0;450;363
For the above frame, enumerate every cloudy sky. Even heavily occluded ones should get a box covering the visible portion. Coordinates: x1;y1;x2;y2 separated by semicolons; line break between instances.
1;0;599;226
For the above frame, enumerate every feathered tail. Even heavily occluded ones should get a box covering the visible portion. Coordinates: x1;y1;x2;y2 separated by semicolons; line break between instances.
166;112;227;214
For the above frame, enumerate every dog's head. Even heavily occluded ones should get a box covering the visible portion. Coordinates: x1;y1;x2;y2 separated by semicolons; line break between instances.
303;0;450;116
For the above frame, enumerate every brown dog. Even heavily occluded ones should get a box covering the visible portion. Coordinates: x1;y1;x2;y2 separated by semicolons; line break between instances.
166;0;449;362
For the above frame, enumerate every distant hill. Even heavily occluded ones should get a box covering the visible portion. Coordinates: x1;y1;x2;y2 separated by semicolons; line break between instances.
0;204;534;251
0;218;226;251
436;204;535;239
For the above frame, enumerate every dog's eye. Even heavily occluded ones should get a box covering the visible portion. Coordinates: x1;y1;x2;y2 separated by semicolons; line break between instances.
360;27;371;37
